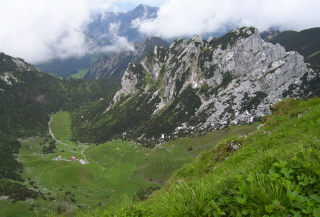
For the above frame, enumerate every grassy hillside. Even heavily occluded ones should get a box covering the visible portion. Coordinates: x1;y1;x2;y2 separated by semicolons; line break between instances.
0;112;257;216
79;97;320;216
70;69;89;79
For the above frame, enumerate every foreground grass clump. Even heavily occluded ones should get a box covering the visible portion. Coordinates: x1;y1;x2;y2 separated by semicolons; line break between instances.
90;97;320;217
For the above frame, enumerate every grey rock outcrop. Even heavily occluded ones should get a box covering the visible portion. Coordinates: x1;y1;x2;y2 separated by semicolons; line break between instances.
75;27;320;146
114;63;143;101
116;27;317;136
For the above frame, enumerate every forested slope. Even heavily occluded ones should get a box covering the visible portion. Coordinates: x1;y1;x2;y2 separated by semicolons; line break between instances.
0;52;121;140
0;52;121;202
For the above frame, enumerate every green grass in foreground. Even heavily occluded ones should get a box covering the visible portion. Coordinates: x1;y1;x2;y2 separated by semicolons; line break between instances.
1;111;257;216
80;97;320;216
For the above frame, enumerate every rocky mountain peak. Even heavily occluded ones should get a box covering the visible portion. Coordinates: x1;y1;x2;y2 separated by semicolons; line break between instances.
191;35;203;42
74;27;320;146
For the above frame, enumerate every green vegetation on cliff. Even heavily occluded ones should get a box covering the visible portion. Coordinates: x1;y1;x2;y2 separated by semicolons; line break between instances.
71;84;204;147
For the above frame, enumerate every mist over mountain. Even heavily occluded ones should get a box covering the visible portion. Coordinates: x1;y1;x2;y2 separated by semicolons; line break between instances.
85;36;170;79
87;4;159;43
35;4;160;77
1;0;319;67
25;1;320;78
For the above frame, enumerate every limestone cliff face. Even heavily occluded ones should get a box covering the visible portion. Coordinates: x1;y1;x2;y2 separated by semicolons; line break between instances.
79;27;320;146
113;63;145;101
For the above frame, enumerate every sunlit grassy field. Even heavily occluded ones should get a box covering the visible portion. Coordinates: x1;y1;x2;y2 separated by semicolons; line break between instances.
69;69;88;79
50;111;72;142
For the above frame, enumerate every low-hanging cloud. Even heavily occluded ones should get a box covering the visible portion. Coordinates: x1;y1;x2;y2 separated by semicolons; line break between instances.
137;0;320;39
3;0;317;64
94;22;135;52
0;0;92;63
0;0;138;64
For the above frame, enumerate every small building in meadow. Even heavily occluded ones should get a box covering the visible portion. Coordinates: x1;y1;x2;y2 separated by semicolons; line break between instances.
71;156;77;161
79;159;87;165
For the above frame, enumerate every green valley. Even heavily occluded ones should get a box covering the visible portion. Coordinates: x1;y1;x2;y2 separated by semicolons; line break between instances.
0;111;257;216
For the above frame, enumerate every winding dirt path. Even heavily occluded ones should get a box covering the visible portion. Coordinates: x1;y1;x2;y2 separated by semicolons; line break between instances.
48;112;88;162
81;145;89;161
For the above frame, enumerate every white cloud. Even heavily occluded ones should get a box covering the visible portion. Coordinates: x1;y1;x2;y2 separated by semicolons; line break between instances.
138;0;320;39
0;0;140;64
0;0;98;63
95;22;135;52
0;0;101;63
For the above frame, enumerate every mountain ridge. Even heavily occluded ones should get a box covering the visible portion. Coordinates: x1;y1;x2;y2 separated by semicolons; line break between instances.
71;27;320;146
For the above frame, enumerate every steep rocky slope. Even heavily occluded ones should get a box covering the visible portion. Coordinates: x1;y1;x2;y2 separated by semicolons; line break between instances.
84;37;169;79
72;27;320;146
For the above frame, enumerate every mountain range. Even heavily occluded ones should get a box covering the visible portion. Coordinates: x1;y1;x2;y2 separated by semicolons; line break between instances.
0;53;120;140
2;26;320;163
71;27;320;147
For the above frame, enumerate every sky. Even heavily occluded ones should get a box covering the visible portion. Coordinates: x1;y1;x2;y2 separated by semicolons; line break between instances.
0;0;319;64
